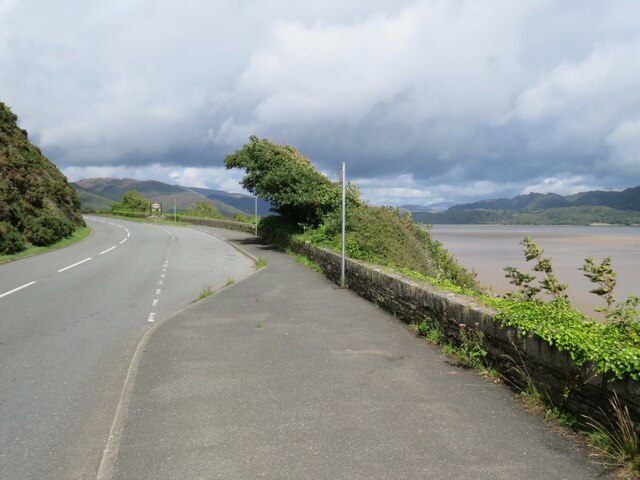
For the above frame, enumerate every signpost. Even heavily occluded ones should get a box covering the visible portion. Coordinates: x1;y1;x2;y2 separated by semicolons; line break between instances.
341;162;346;288
150;201;162;216
254;195;258;236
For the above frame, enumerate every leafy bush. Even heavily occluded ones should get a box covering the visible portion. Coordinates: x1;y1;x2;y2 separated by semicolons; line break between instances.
300;205;479;291
496;299;640;380
188;200;221;219
25;215;74;246
111;190;149;213
0;221;26;253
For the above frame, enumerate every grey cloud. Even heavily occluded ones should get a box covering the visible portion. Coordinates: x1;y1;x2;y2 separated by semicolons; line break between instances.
1;0;639;204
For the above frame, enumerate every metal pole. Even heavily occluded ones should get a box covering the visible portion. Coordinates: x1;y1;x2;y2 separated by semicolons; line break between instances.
341;162;346;287
254;195;258;236
174;198;176;223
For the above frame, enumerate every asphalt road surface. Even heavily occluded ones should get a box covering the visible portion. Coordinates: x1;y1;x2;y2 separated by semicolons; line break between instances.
0;217;254;480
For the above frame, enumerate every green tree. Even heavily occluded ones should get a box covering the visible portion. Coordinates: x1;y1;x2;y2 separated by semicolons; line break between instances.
189;201;221;219
112;190;149;212
224;136;346;227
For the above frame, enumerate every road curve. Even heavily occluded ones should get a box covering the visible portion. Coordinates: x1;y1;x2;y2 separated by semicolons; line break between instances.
0;217;254;480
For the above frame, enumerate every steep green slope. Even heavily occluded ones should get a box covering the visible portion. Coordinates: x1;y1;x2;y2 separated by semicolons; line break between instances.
71;183;114;211
0;102;84;253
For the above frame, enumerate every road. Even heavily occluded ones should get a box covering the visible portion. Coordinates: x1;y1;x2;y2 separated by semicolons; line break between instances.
0;217;255;480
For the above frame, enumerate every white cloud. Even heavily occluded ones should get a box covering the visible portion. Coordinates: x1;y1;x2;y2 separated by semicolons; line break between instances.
520;175;602;196
63;164;246;193
3;0;640;205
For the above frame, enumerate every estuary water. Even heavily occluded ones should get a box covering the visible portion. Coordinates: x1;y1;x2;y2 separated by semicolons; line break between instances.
429;225;640;319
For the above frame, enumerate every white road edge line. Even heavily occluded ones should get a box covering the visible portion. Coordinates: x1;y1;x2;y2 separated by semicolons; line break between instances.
100;246;117;255
58;257;92;273
0;281;37;299
120;238;128;245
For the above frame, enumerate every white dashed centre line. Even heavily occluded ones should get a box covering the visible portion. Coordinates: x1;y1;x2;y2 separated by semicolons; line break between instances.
100;246;117;255
0;281;37;299
147;313;156;323
152;299;159;307
155;289;162;295
58;257;92;273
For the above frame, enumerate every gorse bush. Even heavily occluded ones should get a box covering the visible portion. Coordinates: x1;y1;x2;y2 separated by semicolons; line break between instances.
26;214;75;246
0;221;26;253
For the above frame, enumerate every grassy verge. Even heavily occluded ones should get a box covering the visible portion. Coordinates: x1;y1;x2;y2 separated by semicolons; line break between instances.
285;248;323;272
0;225;93;264
196;285;214;301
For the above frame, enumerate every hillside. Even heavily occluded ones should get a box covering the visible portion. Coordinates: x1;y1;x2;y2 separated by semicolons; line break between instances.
414;186;640;225
182;186;272;215
414;206;640;225
448;187;640;212
0;102;84;253
73;178;250;217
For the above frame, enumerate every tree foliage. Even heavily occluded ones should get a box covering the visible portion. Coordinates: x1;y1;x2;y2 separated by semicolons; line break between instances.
111;190;149;212
0;221;26;253
189;200;221;219
224;136;351;227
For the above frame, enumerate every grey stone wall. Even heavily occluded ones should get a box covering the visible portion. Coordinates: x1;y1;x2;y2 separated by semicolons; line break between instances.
289;238;640;433
181;216;255;234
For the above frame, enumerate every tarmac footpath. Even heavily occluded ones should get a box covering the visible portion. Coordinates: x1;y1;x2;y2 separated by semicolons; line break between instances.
105;227;610;479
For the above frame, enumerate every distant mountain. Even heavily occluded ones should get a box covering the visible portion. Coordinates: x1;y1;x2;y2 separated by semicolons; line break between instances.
449;187;640;212
400;202;457;213
1;101;84;253
73;178;272;217
181;186;272;216
414;186;640;225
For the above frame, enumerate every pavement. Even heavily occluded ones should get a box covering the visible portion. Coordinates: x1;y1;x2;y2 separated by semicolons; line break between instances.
105;226;611;480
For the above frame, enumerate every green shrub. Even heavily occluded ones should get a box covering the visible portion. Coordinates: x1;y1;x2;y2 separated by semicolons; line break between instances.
496;298;640;380
25;215;74;246
188;201;221;219
0;221;26;253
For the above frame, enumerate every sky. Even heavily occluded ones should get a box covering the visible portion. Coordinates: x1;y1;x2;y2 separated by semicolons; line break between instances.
1;0;639;206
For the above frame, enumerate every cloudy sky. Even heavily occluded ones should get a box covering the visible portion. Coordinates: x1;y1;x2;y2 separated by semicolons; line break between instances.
1;0;639;206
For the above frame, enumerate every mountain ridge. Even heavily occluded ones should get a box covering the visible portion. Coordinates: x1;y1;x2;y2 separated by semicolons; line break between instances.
414;186;640;225
73;177;272;216
448;186;640;212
